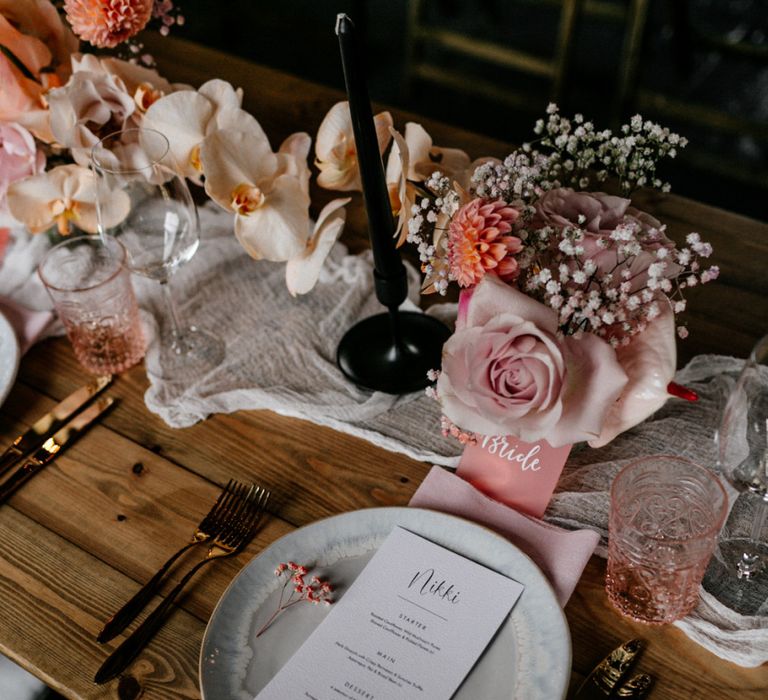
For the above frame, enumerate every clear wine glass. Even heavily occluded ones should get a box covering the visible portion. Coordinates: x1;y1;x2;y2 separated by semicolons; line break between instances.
92;128;224;378
716;334;768;582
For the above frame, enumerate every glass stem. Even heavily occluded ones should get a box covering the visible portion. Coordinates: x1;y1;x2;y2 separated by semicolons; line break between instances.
737;499;768;579
159;278;186;354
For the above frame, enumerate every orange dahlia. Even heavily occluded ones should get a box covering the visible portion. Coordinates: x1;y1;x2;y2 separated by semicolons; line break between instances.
64;0;153;49
448;199;522;287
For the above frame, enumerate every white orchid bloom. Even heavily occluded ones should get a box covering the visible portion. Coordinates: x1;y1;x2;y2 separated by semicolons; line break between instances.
398;122;471;183
200;126;311;261
275;131;312;196
384;127;412;246
142;78;261;183
315;101;392;191
385;122;476;246
7;163;129;235
286;197;351;296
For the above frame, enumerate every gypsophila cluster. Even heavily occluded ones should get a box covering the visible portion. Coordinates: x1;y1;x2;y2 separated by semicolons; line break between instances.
404;106;709;346
536;104;686;194
255;562;334;638
471;104;686;201
519;221;717;346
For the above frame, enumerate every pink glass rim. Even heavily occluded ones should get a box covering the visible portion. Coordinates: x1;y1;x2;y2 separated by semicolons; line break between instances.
91;127;170;174
38;234;127;294
610;455;729;542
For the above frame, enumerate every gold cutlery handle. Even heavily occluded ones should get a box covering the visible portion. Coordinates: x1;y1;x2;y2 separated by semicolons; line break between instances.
97;538;202;643
95;550;230;684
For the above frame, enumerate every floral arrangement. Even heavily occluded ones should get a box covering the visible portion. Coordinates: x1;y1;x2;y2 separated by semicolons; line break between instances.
400;107;716;448
317;104;717;449
0;0;354;294
255;561;334;638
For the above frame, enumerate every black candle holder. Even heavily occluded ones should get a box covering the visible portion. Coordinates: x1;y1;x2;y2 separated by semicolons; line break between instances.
334;14;451;394
337;305;452;394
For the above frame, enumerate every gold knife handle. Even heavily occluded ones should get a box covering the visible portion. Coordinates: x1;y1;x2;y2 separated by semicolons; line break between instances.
0;446;24;477
0;458;44;505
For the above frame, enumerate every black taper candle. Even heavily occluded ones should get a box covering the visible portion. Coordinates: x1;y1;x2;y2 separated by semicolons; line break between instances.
334;13;451;394
335;13;408;309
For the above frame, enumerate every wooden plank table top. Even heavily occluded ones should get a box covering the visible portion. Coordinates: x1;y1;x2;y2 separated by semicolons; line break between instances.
1;34;766;700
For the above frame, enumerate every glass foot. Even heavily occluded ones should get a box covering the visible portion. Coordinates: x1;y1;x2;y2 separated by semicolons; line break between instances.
151;325;225;381
705;538;768;615
719;538;768;580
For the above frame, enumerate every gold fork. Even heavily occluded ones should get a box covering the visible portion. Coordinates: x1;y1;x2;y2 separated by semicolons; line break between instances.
98;479;247;644
94;484;270;684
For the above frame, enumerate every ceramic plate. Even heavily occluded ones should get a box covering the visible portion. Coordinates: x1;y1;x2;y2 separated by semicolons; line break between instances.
200;507;571;700
0;310;19;409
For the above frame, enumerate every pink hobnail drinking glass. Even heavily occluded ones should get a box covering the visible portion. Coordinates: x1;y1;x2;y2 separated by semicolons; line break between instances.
39;235;146;375
606;455;728;624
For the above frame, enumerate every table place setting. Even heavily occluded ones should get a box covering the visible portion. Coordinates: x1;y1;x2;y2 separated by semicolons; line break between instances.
0;2;766;700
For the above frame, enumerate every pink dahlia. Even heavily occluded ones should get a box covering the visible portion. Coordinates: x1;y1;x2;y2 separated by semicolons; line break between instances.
64;0;153;49
448;198;522;287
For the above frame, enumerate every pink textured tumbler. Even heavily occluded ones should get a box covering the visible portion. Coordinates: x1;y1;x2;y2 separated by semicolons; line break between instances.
606;456;728;624
39;235;146;375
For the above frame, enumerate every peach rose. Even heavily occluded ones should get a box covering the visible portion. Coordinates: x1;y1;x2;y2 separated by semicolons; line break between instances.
436;275;628;447
47;69;135;165
0;15;50;123
0;0;78;76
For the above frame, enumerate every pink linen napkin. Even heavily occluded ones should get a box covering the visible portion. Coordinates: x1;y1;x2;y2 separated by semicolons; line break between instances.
0;230;54;354
0;297;53;355
409;465;600;606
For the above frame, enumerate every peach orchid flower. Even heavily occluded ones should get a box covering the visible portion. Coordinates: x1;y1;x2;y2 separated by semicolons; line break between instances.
143;79;260;183
6;163;129;234
589;299;677;448
202;123;350;293
286;197;351;296
200;125;312;262
385;122;475;246
315;101;392;191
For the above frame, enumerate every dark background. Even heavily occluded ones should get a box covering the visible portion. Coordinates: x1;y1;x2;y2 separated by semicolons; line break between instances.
173;0;768;221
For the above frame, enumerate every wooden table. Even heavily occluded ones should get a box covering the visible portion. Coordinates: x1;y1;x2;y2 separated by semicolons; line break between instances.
1;35;767;700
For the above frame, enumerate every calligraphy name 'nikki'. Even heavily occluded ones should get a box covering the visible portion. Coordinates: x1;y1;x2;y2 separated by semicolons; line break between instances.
407;568;461;603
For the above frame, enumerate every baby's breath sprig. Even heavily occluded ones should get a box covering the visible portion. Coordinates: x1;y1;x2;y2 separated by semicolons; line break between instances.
255;562;334;638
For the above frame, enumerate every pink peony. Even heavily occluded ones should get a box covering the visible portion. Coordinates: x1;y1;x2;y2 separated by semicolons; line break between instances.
437;275;628;447
448;198;522;287
534;188;679;292
0;121;45;212
64;0;153;49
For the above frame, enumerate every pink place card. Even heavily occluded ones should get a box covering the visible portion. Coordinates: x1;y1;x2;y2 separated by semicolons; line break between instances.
457;435;572;518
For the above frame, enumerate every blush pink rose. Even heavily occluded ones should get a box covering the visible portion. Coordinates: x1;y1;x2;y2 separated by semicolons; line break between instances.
534;188;679;292
437;275;628;447
0;121;45;212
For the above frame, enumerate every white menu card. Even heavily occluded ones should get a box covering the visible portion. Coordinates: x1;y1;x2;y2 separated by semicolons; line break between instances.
256;526;524;699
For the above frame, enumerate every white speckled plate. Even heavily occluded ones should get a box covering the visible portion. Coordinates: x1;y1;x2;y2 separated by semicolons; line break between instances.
0;310;19;409
200;507;570;700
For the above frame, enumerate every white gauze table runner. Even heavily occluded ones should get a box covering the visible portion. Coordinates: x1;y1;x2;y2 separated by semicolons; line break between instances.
2;204;765;666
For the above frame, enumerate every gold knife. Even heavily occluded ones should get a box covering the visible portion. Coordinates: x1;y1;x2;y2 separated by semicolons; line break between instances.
0;396;114;505
0;375;112;476
574;639;648;699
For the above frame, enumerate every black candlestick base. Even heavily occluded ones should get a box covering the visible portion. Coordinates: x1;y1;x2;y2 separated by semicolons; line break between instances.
337;311;452;394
